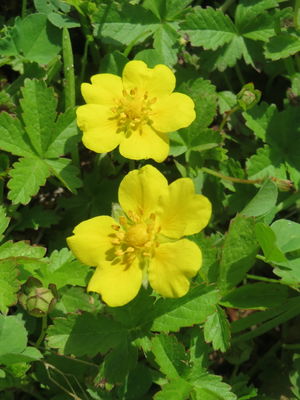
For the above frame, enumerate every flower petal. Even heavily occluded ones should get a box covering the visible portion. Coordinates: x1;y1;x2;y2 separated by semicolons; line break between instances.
77;104;122;153
67;216;117;266
152;92;196;132
148;239;202;298
118;164;168;220
81;74;123;105
119;124;169;162
122;60;175;97
87;257;143;307
159;178;212;239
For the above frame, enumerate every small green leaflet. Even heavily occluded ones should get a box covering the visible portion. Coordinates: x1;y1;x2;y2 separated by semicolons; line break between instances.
204;306;231;352
0;79;81;204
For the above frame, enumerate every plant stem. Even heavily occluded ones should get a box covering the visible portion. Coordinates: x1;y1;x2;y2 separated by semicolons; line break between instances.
35;316;48;348
63;28;76;110
202;167;262;185
246;274;280;284
219;0;236;13
219;105;240;132
235;62;245;86
294;0;300;30
21;0;27;18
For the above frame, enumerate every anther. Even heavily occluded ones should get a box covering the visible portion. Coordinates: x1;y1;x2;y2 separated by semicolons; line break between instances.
122;89;128;97
111;238;121;245
115;249;125;256
111;224;120;231
119;216;127;226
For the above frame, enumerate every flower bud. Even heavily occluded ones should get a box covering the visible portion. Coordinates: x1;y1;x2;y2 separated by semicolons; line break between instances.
237;83;261;111
19;278;57;318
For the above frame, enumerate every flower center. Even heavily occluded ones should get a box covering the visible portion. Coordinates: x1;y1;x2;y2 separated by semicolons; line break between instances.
110;88;157;135
125;223;149;247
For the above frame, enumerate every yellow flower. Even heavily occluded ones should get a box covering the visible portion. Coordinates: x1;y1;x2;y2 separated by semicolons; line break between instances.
77;61;196;162
67;165;211;307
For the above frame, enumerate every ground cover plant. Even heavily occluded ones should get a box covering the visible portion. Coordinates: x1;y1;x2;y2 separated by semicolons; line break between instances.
1;0;300;398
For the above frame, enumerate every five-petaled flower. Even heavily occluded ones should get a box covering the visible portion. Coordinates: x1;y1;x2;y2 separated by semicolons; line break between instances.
76;60;196;162
67;165;212;307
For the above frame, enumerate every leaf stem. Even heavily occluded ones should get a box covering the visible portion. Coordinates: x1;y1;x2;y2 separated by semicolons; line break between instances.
246;274;280;284
294;0;300;30
202;167;262;185
219;0;236;13
35;315;48;348
219;105;240;132
22;0;27;18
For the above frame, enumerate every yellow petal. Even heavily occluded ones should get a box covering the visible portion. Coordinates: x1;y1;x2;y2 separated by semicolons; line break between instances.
81;74;122;105
122;60;175;97
148;239;202;298
77;104;122;153
118;164;168;220
119;124;169;162
152;92;196;132
159;178;212;239
67;216;117;266
87;258;143;307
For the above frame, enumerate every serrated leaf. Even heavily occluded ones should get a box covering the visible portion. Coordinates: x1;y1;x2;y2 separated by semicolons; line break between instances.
0;261;20;314
44;108;79;158
153;23;179;66
47;313;126;356
265;32;300;60
55;287;102;314
204;306;231;352
221;283;289;310
15;205;60;231
154;378;192;400
8;157;50;205
246;145;286;181
191;372;237;400
243;102;277;141
0;112;34;157
45;158;82;193
0;346;42;365
218;215;258;291
39;248;89;289
0;241;46;260
151;334;189;379
0;207;10;241
20;79;57;156
150;285;220;332
144;0;193;20
181;7;237;50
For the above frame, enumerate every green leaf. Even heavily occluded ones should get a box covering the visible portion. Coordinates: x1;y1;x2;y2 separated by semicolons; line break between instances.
179;78;218;130
150;285;220;332
154;378;192;400
15;14;61;64
47;12;80;29
45;158;82;193
241;179;278;217
20;79;57;157
151;334;189;379
153;23;179;66
0;241;46;260
191;372;237;400
0;112;34;157
0;207;10;241
255;222;286;263
143;0;193;20
8;158;50;205
243;102;277;141
271;219;300;253
103;339;138;383
218;91;237;114
47;313;126;356
204;306;231;352
0;315;27;357
0;261;20;314
181;7;237;50
93;3;157;46
221;283;289;309
39;248;89;289
15;205;60;231
44;108;79;158
265;32;300;60
219;215;258;291
55;287;102;314
0;346;42;365
246;145;286;181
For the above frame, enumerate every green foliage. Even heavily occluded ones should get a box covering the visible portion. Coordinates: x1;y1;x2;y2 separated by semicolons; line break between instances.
1;0;300;398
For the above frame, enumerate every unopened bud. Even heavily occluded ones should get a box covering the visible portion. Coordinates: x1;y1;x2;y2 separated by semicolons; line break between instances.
237;83;261;111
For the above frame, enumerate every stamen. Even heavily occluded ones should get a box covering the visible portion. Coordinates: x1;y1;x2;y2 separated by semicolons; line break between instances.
115;249;125;256
111;224;120;231
119;216;127;226
111;238;121;245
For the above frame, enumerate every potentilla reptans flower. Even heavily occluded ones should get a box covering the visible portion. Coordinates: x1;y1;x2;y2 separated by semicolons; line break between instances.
67;165;211;307
76;61;196;162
